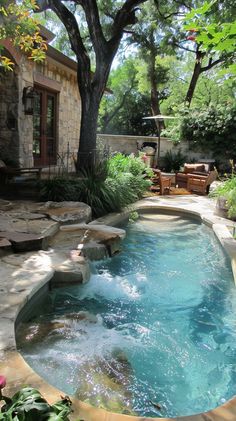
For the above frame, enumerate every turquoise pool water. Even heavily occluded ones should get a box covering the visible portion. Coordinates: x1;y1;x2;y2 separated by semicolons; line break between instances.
17;214;236;418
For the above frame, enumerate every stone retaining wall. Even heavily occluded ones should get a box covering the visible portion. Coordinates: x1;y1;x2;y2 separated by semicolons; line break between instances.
97;134;212;164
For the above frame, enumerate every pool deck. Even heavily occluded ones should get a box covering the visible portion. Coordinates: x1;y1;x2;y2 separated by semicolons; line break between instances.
1;194;236;421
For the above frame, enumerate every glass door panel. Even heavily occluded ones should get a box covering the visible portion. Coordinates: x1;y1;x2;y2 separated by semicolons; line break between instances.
33;88;57;166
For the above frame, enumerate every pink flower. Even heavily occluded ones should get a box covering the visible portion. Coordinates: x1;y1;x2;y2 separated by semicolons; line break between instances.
0;375;6;389
141;154;148;162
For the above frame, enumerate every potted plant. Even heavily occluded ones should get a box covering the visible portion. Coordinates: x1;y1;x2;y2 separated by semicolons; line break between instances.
210;168;236;220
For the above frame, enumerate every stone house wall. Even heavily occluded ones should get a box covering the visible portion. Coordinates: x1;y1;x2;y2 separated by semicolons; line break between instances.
0;42;81;171
0;51;20;166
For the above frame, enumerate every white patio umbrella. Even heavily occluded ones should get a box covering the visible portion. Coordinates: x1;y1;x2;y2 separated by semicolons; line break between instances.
143;114;177;167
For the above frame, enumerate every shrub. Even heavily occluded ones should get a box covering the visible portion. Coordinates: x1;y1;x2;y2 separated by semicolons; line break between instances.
210;175;236;219
77;175;119;218
180;102;236;160
107;153;153;178
129;211;139;222
39;177;79;202
163;150;187;172
39;154;152;218
0;375;73;421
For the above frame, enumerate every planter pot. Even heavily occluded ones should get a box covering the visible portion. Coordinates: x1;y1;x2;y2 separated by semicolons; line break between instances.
215;196;229;219
215;196;236;221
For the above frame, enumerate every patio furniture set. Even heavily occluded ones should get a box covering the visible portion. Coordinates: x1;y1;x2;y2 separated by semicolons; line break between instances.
151;162;218;195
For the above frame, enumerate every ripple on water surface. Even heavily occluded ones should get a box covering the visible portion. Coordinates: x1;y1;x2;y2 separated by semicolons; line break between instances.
16;214;236;418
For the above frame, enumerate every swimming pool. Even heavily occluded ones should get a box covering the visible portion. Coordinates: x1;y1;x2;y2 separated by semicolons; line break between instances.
16;214;236;418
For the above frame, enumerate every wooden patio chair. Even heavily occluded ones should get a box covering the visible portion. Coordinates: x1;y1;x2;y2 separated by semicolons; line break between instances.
151;169;171;195
187;171;217;195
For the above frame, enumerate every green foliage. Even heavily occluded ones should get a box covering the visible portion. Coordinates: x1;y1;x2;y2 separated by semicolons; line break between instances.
39;178;79;202
0;0;47;70
107;153;152;178
184;1;236;76
210;175;236;219
76;160;119;217
184;2;236;56
76;155;152;217
129;211;139;222
161;122;182;144
227;188;236;219
0;386;72;421
180;102;236;159
39;154;152;218
210;176;236;198
163;150;187;172
196;21;236;55
98;59;154;136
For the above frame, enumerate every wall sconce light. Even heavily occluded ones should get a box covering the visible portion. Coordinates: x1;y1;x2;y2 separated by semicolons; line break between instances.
22;86;35;115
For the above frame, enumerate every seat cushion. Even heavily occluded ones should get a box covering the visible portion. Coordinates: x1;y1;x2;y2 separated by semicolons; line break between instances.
184;164;205;173
176;173;188;181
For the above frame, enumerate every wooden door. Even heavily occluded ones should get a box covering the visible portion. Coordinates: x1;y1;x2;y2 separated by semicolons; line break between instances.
33;87;57;167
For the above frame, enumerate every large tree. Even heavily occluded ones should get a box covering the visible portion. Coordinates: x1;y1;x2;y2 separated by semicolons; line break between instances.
36;0;148;169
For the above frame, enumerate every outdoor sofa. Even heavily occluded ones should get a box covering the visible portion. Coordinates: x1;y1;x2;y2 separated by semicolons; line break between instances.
176;163;217;195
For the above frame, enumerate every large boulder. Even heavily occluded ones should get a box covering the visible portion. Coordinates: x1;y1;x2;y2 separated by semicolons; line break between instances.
40;201;92;224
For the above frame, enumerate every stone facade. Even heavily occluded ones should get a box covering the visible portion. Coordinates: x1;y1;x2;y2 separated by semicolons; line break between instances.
0;51;20;166
0;40;81;171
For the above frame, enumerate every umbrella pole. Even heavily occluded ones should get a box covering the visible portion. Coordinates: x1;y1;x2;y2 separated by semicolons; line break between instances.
154;120;160;168
158;120;161;166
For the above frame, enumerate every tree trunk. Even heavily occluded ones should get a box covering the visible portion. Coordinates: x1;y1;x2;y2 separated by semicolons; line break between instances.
185;50;205;107
151;87;161;118
76;55;114;171
76;93;100;171
149;49;161;126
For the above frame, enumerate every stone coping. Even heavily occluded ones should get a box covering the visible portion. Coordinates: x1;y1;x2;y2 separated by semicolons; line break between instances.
1;195;236;421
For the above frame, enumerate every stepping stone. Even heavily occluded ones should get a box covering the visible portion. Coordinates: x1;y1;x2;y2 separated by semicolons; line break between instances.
0;231;46;252
0;237;12;252
7;212;47;220
39;201;92;224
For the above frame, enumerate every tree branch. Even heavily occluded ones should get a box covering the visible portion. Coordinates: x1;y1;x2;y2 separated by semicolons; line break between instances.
130;31;153;49
36;0;90;74
172;41;196;54
110;0;147;46
200;57;224;72
77;0;108;58
153;0;186;20
173;0;191;11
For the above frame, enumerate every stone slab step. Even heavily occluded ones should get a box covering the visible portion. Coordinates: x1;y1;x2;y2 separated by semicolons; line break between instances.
0;237;12;253
0;231;45;252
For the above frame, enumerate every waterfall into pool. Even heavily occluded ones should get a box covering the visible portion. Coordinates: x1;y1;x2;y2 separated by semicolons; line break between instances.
16;214;236;418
